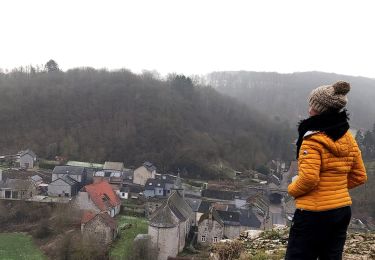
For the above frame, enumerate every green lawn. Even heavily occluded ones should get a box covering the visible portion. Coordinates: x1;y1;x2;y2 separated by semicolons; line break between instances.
109;215;148;260
0;233;45;260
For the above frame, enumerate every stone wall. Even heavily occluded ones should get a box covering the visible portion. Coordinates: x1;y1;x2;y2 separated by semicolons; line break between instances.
198;219;224;245
149;225;179;260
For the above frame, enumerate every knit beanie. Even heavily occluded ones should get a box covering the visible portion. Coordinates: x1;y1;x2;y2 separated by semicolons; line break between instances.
308;81;351;114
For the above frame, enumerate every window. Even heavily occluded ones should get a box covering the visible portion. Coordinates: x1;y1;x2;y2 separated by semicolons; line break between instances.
159;190;162;194
201;236;206;242
213;237;218;243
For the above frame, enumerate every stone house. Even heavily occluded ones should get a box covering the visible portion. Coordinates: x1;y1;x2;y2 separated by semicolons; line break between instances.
198;207;224;244
17;149;37;169
148;191;193;260
133;161;156;186
74;181;121;217
52;166;88;186
81;211;118;245
216;209;262;239
48;175;79;197
217;210;241;239
0;178;36;199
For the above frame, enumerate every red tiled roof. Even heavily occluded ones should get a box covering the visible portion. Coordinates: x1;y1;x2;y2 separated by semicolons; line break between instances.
81;210;96;224
83;181;121;212
81;211;117;230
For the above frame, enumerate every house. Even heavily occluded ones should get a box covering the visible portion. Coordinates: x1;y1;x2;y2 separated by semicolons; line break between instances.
81;211;118;245
133;161;156;186
74;181;121;217
185;197;202;227
103;161;124;172
148;191;193;260
144;175;176;198
17;149;37;169
198;207;224;245
216;209;262;239
0;179;36;199
246;193;271;229
52;166;87;185
66;161;104;183
48;175;79;197
120;183;143;200
93;170;123;188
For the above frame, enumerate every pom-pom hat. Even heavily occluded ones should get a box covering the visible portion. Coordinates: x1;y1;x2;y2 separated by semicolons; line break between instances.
309;81;351;114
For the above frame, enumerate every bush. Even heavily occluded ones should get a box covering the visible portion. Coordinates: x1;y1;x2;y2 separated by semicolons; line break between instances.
211;240;244;260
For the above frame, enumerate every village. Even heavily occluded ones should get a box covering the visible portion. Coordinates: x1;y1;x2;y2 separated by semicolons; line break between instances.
0;149;371;260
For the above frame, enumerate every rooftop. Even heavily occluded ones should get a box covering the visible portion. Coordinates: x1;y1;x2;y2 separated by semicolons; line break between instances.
53;166;86;176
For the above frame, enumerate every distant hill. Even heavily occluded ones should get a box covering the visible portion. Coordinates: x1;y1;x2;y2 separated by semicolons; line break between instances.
0;69;293;178
205;71;375;129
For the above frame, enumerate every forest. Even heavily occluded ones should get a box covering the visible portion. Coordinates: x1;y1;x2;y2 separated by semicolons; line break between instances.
206;71;375;129
0;63;293;178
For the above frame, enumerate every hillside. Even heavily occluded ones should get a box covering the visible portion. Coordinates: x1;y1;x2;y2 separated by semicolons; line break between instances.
205;71;375;129
0;69;293;178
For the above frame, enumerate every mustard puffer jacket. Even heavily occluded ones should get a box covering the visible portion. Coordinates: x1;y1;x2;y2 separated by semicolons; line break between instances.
288;131;367;211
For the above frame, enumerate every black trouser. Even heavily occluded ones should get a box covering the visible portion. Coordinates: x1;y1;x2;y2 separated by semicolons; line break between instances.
285;206;351;260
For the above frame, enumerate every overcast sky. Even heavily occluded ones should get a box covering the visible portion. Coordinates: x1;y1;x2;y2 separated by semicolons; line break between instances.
1;0;374;77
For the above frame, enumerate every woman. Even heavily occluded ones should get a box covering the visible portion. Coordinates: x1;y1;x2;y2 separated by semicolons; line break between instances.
285;81;367;260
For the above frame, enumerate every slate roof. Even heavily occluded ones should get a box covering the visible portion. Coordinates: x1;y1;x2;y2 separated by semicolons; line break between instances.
149;205;179;228
143;161;156;172
1;169;52;183
59;175;79;186
83;181;121;212
185;198;202;212
53;166;85;176
30;175;43;182
197;200;211;213
2;179;31;190
217;210;240;226
144;178;174;190
103;162;124;171
19;149;37;158
239;209;262;228
198;207;224;226
149;191;193;228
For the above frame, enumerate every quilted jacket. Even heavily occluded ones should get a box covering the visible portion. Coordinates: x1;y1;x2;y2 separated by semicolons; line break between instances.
288;131;367;211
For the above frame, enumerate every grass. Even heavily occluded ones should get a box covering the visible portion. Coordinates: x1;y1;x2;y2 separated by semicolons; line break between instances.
109;215;148;260
0;233;45;260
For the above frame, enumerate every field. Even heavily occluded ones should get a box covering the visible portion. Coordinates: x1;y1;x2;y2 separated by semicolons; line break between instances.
109;215;148;260
0;233;45;260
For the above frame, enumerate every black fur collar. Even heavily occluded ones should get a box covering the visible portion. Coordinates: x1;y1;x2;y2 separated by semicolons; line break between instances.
296;110;350;158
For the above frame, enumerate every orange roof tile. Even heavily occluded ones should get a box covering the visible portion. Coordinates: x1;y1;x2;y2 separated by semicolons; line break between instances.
83;181;121;212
